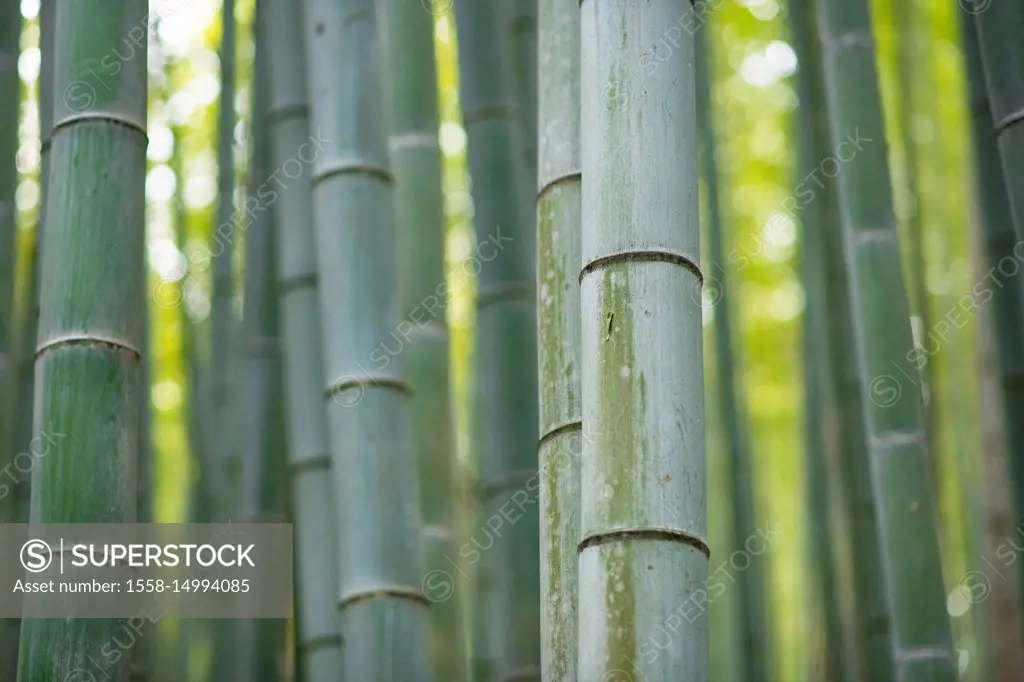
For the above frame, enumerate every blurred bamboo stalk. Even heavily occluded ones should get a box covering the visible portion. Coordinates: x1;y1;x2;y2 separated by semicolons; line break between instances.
379;1;462;679
207;0;237;521
0;3;24;679
815;0;957;679
452;0;541;678
962;8;1024;673
971;0;1024;637
302;0;433;677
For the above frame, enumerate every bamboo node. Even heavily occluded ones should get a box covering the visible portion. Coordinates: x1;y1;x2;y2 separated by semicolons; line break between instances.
35;333;141;361
311;159;393;186
578;527;710;558
339;585;429;608
50;111;148;140
579;248;703;285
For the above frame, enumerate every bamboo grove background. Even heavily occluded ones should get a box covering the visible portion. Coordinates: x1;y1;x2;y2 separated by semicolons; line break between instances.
0;0;1021;681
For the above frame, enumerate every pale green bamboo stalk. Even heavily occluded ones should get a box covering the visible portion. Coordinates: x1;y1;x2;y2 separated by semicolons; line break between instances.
502;0;537;228
237;6;287;679
18;1;148;679
0;4;23;678
0;0;20;469
815;1;957;679
578;2;707;681
379;1;461;680
802;5;892;678
452;1;541;679
970;1;1024;633
786;2;850;680
302;0;433;678
695;28;768;682
891;0;933;434
207;0;236;521
962;7;1024;655
536;0;580;676
265;2;343;680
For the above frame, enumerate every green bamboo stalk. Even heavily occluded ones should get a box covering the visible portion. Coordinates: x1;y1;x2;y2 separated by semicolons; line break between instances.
17;1;148;679
962;7;1024;647
786;2;850;680
130;281;152;682
264;2;343;680
302;0;433;678
815;1;957;680
452;1;541;679
972;0;1024;247
237;6;287;679
891;0;934;435
970;197;1023;681
502;0;537;225
0;0;20;468
695;28;768;682
578;2;706;681
536;0;580;676
0;4;23;678
379;1;461;680
207;0;236;521
797;6;893;680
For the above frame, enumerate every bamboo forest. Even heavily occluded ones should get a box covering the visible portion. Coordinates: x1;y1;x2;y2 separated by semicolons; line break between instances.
3;0;1024;680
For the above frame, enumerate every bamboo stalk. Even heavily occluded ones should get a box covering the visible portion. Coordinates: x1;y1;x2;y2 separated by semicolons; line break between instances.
17;1;148;679
452;1;541;679
815;1;957;679
536;0;581;676
237;5;288;679
786;2;851;680
962;7;1024;659
207;0;237;520
0;4;23;678
970;0;1024;635
578;2;707;680
264;2;343;680
0;0;20;473
502;0;537;229
302;0;433;678
379;1;461;679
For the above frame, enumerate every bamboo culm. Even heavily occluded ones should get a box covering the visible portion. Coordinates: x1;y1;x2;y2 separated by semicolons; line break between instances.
579;1;708;680
302;0;433;677
18;2;148;679
537;0;581;676
816;1;957;679
379;0;462;679
265;1;344;679
453;0;541;678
